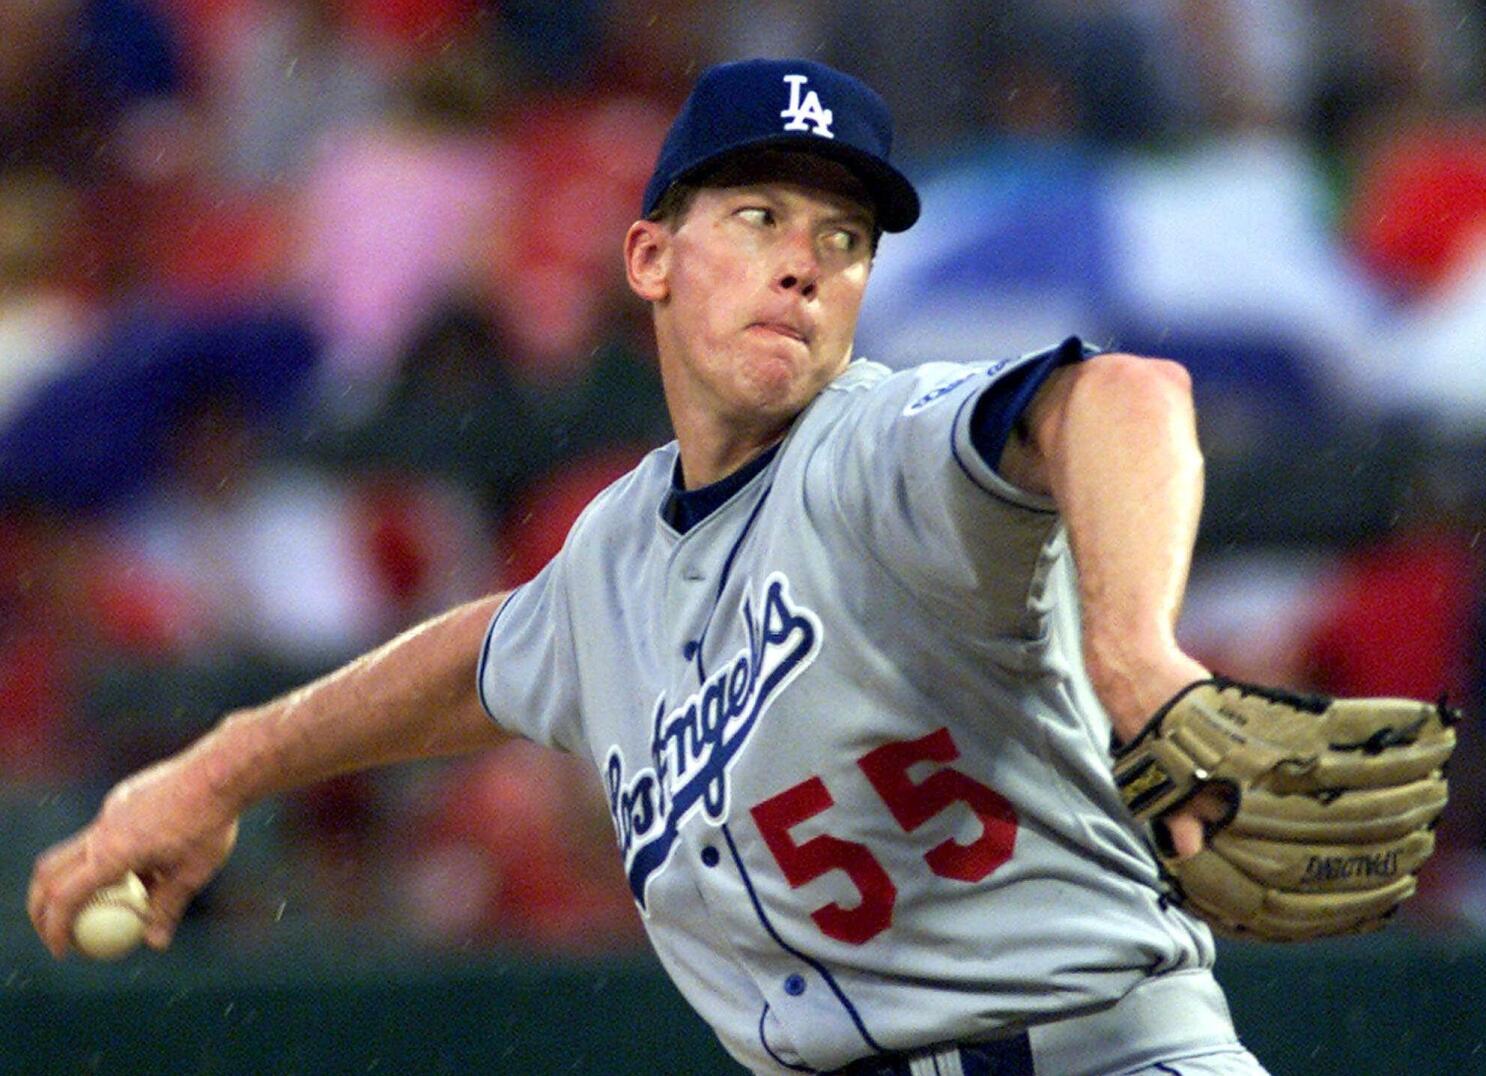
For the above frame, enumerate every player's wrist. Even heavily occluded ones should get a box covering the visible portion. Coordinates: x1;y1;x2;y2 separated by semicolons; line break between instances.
1084;638;1209;742
192;708;271;815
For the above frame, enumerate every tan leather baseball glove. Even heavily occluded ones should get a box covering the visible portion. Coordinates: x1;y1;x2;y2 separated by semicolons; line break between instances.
1113;677;1457;942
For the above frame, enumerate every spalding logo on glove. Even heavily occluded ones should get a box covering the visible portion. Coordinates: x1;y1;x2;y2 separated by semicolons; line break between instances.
1113;676;1457;942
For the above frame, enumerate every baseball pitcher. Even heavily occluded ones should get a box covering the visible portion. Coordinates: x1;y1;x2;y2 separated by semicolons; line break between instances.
30;59;1454;1075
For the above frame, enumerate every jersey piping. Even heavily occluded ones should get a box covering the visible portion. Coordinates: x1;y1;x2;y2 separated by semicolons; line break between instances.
723;823;886;1057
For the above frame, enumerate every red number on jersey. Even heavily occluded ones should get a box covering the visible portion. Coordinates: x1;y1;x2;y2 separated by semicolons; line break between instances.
750;776;897;945
857;726;1018;882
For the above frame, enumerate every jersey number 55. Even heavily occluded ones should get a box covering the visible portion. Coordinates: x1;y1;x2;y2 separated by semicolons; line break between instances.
750;727;1018;945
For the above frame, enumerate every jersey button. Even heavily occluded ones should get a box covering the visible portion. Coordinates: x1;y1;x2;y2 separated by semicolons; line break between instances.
700;846;720;867
783;974;806;997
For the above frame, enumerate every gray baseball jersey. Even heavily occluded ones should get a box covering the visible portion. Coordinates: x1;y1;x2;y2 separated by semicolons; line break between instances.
478;340;1216;1074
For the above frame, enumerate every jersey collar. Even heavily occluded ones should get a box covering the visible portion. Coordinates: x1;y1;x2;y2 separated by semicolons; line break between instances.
661;442;782;534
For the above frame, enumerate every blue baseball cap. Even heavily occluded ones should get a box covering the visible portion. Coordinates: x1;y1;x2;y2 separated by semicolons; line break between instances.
642;58;920;233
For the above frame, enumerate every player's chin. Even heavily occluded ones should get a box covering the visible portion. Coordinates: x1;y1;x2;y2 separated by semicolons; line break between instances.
740;336;845;405
734;349;809;410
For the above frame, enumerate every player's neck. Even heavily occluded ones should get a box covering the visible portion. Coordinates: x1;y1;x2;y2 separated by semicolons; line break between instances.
658;345;798;489
672;418;789;489
665;374;792;488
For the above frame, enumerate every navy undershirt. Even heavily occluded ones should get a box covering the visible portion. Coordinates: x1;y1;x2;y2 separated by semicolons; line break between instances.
663;443;782;533
662;336;1091;535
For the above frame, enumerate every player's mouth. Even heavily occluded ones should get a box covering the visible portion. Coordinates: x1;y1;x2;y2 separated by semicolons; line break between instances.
747;321;810;345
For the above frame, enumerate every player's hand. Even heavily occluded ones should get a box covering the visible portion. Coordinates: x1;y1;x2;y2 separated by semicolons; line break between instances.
27;750;240;958
1086;646;1230;861
1158;787;1234;860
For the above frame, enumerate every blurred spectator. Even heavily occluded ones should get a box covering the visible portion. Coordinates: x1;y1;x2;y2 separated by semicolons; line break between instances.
0;0;182;181
485;79;670;379
1174;0;1319;133
400;740;646;953
0;304;320;511
301;301;534;512
854;0;1406;447
1099;114;1397;445
75;381;492;782
512;299;669;480
1105;139;1386;433
1379;241;1486;434
288;34;516;410
172;0;388;190
85;102;294;305
75;393;369;771
1345;116;1486;298
353;471;494;622
1335;99;1486;431
1308;0;1483;155
0;507;98;782
1300;512;1486;930
4;0;203;301
96;386;487;671
0;172;101;428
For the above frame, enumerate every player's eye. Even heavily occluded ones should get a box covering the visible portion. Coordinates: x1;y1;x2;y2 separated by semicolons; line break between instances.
822;228;861;253
736;206;773;226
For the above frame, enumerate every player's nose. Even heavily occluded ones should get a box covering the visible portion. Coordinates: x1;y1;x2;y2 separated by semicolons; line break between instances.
773;229;820;299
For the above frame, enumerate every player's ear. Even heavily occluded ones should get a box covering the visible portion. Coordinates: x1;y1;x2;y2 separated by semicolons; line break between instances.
625;219;671;303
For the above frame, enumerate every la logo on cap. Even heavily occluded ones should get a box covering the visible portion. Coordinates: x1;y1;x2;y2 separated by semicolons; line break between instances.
780;74;833;137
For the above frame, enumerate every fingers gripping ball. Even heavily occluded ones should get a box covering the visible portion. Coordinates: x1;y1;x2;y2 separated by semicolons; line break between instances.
1113;677;1457;942
72;871;150;960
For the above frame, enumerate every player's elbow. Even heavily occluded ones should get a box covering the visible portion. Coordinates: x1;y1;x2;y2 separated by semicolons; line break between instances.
1051;351;1202;475
1023;352;1201;493
1065;353;1197;446
1077;352;1193;413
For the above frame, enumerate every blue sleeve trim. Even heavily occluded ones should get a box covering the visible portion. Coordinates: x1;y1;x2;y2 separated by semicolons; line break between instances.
969;336;1097;471
945;392;1052;514
948;391;1058;515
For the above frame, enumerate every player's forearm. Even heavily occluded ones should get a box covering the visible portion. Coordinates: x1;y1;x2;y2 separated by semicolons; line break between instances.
1041;355;1209;739
193;594;511;812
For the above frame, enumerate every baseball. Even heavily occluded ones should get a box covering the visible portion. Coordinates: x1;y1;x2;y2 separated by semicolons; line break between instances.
72;871;150;961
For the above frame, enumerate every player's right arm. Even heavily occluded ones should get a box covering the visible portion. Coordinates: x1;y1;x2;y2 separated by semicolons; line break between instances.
28;593;512;958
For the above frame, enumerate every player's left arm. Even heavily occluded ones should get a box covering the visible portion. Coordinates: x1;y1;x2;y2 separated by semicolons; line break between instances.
1000;353;1220;854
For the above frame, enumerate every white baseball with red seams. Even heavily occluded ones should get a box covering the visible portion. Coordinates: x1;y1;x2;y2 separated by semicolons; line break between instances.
72;870;149;961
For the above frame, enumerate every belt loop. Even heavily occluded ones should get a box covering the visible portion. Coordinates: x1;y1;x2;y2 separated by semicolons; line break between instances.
908;1046;965;1076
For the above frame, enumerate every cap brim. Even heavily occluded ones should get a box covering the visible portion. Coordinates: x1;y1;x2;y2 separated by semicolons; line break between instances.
671;133;920;233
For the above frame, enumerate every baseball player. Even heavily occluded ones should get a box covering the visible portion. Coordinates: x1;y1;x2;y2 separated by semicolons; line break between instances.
29;59;1452;1075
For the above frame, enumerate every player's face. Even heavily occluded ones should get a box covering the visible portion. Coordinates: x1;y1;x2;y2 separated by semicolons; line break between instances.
645;156;876;430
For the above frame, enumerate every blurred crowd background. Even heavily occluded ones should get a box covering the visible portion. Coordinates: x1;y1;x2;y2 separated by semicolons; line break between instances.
1;0;1484;959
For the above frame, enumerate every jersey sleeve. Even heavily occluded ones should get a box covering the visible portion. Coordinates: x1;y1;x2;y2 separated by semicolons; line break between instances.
818;337;1100;637
477;548;585;754
966;336;1091;469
